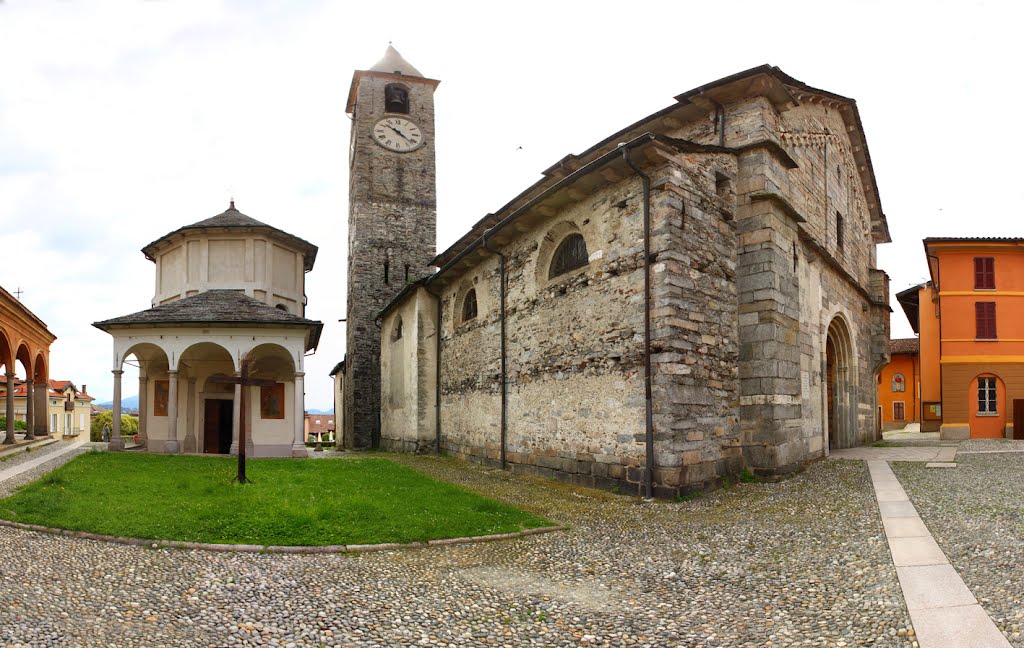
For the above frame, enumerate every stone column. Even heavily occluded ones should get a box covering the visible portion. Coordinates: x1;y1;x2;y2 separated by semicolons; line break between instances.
4;372;16;444
184;377;197;453
229;381;241;456
23;379;34;441
34;378;47;436
292;372;307;457
164;370;179;453
109;369;124;451
137;375;148;445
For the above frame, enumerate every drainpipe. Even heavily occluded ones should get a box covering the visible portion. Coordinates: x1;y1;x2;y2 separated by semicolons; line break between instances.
423;284;444;454
622;144;655;501
926;255;943;430
481;229;507;469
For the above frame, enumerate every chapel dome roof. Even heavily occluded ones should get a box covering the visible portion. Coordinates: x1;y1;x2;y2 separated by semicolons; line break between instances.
368;44;423;78
141;201;318;271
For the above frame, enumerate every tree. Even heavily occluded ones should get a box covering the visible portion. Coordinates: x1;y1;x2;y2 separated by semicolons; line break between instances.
90;411;139;442
0;418;27;431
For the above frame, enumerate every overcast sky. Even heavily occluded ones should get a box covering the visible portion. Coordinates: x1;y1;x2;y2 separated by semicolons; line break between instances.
1;1;1021;409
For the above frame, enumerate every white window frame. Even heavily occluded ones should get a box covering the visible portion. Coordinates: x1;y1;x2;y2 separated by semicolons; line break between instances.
978;377;998;416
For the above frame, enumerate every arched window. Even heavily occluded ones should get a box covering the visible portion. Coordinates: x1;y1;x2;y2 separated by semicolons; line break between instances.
462;289;478;322
275;304;289;313
391;317;403;341
892;373;905;393
385;83;410;114
548;233;589;279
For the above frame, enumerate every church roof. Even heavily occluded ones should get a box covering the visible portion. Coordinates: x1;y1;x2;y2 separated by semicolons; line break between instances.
92;290;323;351
429;65;891;274
141;202;318;271
368;45;423;78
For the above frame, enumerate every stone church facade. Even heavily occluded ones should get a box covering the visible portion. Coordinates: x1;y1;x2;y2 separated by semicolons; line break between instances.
350;54;891;496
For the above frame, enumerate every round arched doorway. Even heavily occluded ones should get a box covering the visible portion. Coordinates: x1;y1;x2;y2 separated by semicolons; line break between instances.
825;316;856;450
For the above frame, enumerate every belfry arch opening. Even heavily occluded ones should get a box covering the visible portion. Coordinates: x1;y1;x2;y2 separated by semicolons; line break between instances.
825;316;856;450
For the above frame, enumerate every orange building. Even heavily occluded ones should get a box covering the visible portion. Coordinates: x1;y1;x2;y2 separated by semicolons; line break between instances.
897;238;1024;439
878;338;920;430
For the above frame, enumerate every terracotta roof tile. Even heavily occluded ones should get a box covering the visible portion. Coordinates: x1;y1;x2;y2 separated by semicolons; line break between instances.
890;338;919;354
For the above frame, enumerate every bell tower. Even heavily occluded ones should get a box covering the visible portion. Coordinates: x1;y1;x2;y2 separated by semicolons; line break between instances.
344;46;439;449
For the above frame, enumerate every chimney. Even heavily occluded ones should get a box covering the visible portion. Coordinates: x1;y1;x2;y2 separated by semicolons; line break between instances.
82;384;87;395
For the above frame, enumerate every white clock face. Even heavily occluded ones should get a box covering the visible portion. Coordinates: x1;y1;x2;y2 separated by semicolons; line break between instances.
372;117;424;152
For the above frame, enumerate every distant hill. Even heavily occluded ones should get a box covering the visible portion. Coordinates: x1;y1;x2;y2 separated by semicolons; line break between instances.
306;408;334;415
95;395;139;410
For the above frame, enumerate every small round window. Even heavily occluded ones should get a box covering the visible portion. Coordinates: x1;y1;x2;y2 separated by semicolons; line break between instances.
548;233;589;279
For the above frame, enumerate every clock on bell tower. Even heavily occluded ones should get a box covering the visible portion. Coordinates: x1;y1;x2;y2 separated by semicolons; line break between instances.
343;45;440;449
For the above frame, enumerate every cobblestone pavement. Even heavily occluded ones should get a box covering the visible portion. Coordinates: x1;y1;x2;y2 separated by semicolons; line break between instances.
0;446;916;647
893;450;1024;647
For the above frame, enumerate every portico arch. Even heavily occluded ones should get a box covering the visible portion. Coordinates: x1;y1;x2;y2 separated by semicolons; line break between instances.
180;342;235;453
32;352;47;436
244;343;305;457
15;344;34;440
825;315;857;450
115;343;171;451
0;330;13;444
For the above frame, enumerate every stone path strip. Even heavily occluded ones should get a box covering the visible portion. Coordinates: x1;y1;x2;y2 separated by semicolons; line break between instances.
0;438;86;482
867;459;1012;648
0;516;566;553
831;446;957;462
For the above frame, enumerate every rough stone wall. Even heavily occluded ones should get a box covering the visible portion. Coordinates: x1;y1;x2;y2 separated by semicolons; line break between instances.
345;72;437;448
726;98;887;473
434;153;740;496
648;152;742;495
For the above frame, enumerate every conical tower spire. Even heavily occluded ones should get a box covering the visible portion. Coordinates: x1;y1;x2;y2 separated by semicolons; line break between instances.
368;44;423;78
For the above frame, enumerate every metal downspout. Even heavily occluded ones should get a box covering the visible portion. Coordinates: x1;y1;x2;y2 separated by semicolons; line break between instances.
926;255;943;431
622;144;655;501
482;230;508;469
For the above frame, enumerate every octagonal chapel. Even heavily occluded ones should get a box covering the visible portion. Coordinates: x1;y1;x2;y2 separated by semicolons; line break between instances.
94;202;322;457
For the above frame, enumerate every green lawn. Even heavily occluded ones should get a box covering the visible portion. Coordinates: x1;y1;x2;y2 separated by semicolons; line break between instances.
0;453;551;546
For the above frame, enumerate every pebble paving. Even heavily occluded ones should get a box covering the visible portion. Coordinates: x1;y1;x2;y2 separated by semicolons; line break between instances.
0;445;916;647
892;442;1024;647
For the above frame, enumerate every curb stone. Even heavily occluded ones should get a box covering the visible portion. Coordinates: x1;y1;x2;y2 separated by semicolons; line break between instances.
0;518;567;553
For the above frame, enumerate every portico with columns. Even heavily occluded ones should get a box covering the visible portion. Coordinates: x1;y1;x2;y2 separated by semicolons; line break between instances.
94;202;322;457
0;285;55;443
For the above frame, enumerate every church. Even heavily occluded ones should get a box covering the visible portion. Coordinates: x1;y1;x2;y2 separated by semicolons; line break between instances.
94;203;322;457
343;49;892;497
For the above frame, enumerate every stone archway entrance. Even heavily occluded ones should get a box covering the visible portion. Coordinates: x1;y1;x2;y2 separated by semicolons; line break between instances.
825;316;855;450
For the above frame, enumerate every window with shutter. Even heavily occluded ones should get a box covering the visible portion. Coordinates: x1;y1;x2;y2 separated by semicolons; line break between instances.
974;257;995;290
975;302;997;339
893;402;905;421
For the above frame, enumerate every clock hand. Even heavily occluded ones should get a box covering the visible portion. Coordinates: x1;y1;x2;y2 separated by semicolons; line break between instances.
388;125;414;143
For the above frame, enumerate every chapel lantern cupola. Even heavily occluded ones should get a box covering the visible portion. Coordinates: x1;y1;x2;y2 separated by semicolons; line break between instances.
140;201;318;315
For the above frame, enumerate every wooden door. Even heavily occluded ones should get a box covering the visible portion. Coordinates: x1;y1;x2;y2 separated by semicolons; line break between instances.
203;400;221;453
1014;399;1024;440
